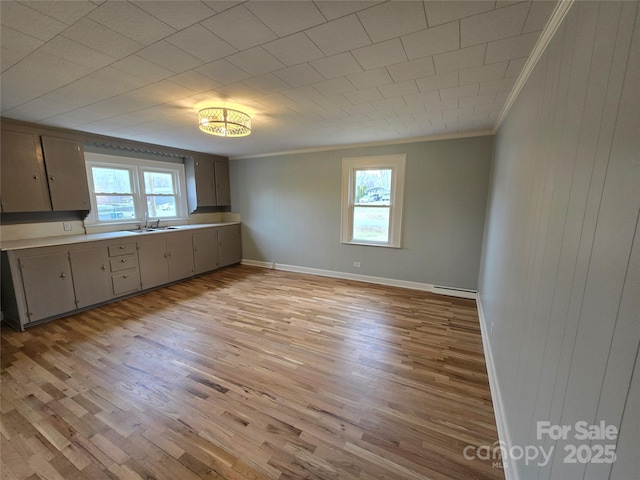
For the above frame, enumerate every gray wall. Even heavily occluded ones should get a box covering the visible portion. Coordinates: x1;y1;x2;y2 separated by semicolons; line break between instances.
479;2;639;480
230;135;493;290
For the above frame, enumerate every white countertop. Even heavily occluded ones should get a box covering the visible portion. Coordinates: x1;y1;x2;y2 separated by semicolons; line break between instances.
1;222;240;251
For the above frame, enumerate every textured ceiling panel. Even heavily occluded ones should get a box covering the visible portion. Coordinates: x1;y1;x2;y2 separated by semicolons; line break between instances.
0;0;558;157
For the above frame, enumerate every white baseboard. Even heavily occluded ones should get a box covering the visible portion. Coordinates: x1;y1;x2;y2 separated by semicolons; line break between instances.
240;259;477;300
477;295;519;480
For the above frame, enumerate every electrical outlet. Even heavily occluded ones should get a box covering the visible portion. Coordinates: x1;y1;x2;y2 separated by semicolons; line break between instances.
63;222;72;231
353;262;360;267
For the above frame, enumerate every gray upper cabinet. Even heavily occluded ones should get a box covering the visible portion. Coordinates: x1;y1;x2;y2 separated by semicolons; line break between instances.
40;136;91;211
0;127;91;213
184;154;231;211
1;130;51;212
19;252;76;323
214;161;231;206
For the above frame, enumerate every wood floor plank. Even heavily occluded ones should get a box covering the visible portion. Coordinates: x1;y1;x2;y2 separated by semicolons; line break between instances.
1;265;503;479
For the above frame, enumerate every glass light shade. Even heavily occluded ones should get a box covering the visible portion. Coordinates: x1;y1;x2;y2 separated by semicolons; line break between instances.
198;107;251;137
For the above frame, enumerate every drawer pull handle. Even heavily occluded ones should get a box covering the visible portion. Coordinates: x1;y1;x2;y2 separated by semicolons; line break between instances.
121;259;127;263
122;275;128;279
119;246;126;249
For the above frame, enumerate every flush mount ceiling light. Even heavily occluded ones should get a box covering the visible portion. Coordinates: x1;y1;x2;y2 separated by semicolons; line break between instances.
198;107;251;138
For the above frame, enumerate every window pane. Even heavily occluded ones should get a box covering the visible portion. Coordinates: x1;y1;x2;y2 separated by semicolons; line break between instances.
92;167;132;194
354;169;392;205
147;196;176;218
144;171;175;194
353;206;390;243
95;195;135;221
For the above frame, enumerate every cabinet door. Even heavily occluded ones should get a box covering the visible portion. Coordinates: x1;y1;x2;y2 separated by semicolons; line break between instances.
19;253;76;323
167;233;194;281
41;136;91;211
218;224;242;267
138;238;170;289
214;161;231;206
1;130;51;212
195;159;216;206
193;230;219;274
69;247;112;308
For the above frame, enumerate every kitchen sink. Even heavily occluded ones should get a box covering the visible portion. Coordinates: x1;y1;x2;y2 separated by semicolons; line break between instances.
128;226;180;233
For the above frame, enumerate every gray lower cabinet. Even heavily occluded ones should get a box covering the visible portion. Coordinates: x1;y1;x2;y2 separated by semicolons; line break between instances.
194;229;219;274
69;247;111;308
19;252;76;323
218;224;242;267
138;237;170;290
167;233;194;281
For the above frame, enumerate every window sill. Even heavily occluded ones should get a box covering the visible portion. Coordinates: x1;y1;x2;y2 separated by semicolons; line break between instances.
341;240;401;249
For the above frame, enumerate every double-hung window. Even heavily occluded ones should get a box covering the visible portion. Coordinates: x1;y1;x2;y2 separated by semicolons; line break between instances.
341;154;406;248
85;152;187;225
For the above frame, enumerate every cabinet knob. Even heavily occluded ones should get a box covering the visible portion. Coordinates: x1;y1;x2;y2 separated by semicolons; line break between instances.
167;252;172;257
33;173;39;180
59;273;66;279
119;245;126;249
121;259;127;263
101;265;106;271
122;275;128;279
49;175;55;181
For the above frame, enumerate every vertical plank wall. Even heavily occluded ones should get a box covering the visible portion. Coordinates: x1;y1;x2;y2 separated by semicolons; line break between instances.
478;2;639;480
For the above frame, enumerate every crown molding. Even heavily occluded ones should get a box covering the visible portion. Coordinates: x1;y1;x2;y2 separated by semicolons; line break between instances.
495;0;575;131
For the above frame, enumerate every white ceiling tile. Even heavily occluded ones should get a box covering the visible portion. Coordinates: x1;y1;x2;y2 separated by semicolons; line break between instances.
88;2;176;46
459;93;497;107
282;85;325;103
352;39;407;70
1;26;43;72
479;77;517;95
344;88;384;105
387;57;435;82
263;33;324;67
40;36;116;69
312;77;355;97
370;96;407;110
424;1;496;27
166;24;236;63
200;5;277;51
0;2;67;41
485;31;540;64
134;80;198;105
245;1;325;37
19;0;98;24
254;92;297;108
226;47;285;76
342;103;376;115
378;80;418;99
459;62;508;86
111;55;175;82
416;71;459;92
461;2;530;47
196;59;251;85
394;104;427;116
357;1;426;43
311;53;363;80
346;67;392;89
137;41;203;74
274;63;324;87
401;21;459;60
61;18;143;59
402;90;441;105
314;1;382;21
505;57;528;78
433;45;486;74
523;0;556;33
1;50;92;111
305;15;371;57
425;99;459;112
133;1;215;29
215;82;261;100
168;71;220;92
474;102;505;115
201;1;244;13
439;84;479;101
243;73;290;95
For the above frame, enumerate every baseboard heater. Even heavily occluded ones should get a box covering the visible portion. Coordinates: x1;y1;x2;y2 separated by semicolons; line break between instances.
432;285;477;299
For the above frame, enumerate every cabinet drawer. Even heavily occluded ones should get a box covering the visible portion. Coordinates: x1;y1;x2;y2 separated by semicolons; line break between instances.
112;269;140;296
110;254;137;272
108;243;136;257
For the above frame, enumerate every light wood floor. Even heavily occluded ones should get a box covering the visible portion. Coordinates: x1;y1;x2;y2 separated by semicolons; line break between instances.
1;265;503;480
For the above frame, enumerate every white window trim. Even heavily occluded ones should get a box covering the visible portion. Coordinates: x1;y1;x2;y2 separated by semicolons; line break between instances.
84;152;188;226
340;154;406;248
